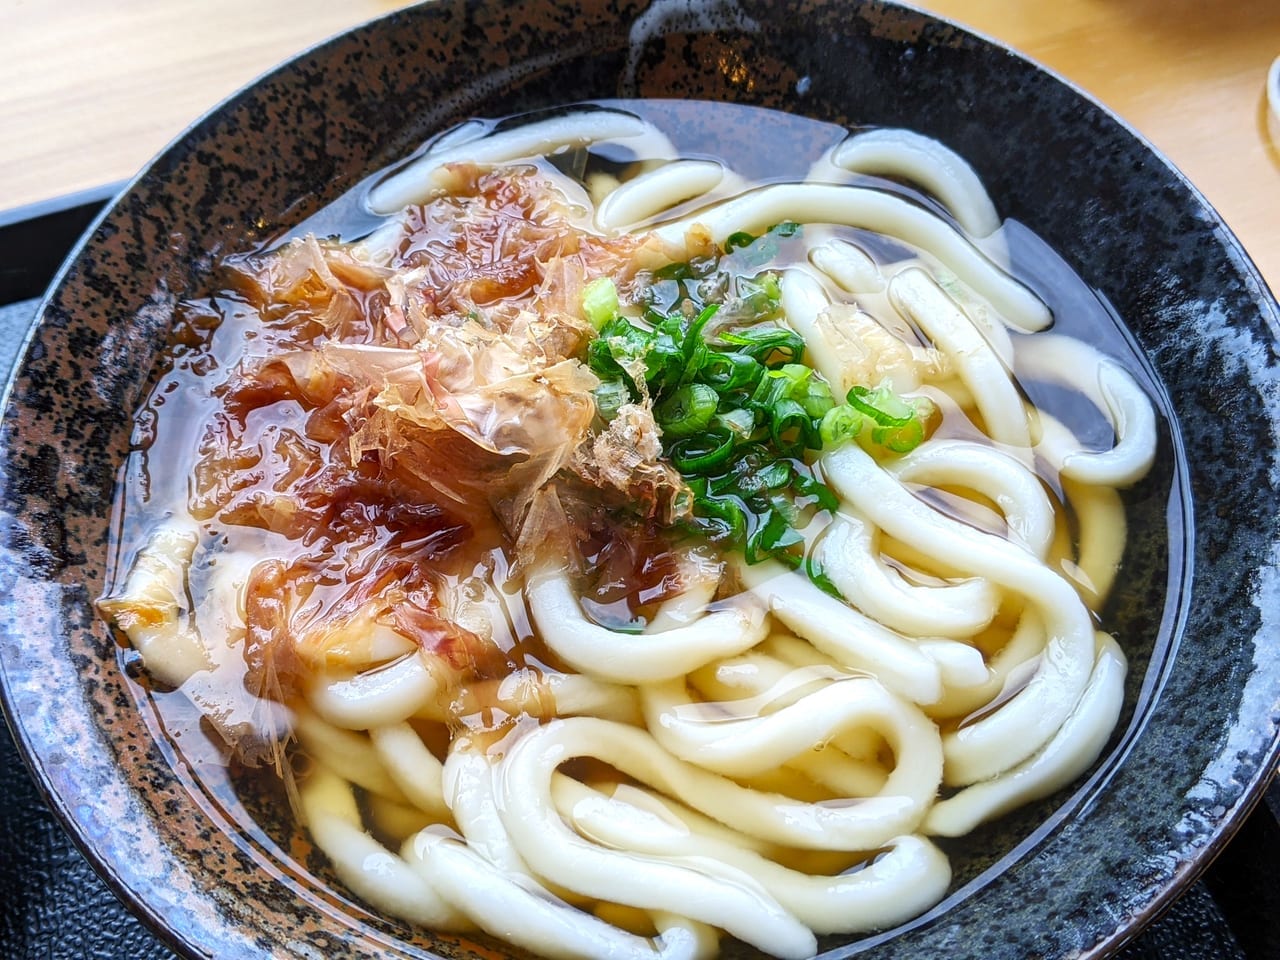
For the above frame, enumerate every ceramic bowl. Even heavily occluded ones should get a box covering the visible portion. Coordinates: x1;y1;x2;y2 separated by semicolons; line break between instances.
2;1;1278;958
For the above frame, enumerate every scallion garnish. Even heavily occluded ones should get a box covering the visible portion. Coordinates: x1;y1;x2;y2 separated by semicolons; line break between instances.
654;383;719;438
670;429;737;473
592;379;630;422
581;276;620;330
580;235;933;577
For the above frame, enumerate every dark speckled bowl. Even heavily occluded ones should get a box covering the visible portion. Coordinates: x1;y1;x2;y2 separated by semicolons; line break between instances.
2;1;1278;958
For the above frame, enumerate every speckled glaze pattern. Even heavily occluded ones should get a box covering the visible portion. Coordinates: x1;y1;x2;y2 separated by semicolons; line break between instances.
0;1;1277;958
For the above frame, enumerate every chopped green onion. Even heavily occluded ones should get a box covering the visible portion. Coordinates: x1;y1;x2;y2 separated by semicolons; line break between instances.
769;398;810;456
715;407;757;437
746;508;804;564
718;326;806;365
820;405;863;445
593;379;629;421
798;378;835;419
581;277;619;330
806;554;844;599
846;386;933;453
655;383;719;438
692;495;749;545
703;352;763;391
582;239;933;586
719;272;782;322
774;363;813;387
873;419;926;453
757;460;794;490
654;261;694;281
670;429;736;473
846;384;915;426
792;473;840;512
684;475;709;499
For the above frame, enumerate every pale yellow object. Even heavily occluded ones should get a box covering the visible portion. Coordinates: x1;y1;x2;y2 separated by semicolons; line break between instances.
1269;56;1280;124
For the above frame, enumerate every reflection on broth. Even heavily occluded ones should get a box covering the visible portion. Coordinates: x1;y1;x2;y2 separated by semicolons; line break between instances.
99;101;1161;959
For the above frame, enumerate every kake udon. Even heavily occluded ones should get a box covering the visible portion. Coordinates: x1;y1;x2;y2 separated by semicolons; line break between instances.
98;102;1158;960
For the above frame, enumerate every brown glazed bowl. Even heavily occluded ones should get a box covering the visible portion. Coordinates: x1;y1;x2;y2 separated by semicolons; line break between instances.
2;1;1278;958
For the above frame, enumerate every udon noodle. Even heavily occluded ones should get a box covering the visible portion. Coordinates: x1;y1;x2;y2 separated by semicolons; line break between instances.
99;103;1157;959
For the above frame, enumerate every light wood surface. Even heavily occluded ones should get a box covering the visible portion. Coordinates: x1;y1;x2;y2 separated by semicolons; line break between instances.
1;0;1276;292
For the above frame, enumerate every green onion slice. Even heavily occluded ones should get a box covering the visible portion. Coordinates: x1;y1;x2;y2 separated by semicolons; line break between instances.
819;404;863;445
769;398;810;456
593;379;629;422
846;384;915;426
670;428;737;474
655;383;719;438
581;276;619;330
693;495;749;545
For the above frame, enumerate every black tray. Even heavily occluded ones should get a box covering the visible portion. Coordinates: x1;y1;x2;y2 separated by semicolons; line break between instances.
1;190;1276;960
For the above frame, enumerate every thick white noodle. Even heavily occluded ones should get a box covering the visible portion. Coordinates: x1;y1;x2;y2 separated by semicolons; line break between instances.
300;765;469;929
687;654;887;787
502;716;933;854
443;741;536;877
1057;468;1127;608
925;634;1126;835
554;777;779;859
779;267;943;396
351;624;419;666
408;831;718;960
649;184;1050;332
567;785;951;936
293;705;408;803
782;743;891;798
809;239;886;294
830;129;1002;239
647;563;720;632
538;673;646;724
369;722;451;818
410;671;643;726
689;655;841;714
925;609;1046;721
368;109;654;214
437;747;711;952
889;268;1032;451
883;438;1056;558
497;723;815;958
735;558;945;704
101;522;208;687
818;512;1000;638
525;560;767;683
915;638;991;693
1015;333;1158;486
596;160;725;230
366;793;434;840
779;269;848;390
639;675;943;838
307;651;442;729
822;442;1096;784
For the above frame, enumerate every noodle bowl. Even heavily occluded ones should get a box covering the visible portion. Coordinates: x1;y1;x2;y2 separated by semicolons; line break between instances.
98;102;1158;960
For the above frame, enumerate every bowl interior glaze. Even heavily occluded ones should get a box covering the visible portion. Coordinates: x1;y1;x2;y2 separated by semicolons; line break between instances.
2;1;1279;959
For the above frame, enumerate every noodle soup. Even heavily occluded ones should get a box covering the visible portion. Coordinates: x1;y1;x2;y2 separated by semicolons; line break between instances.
99;101;1165;960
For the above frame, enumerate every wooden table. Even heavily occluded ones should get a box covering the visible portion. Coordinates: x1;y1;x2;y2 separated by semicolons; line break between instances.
2;0;1276;293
